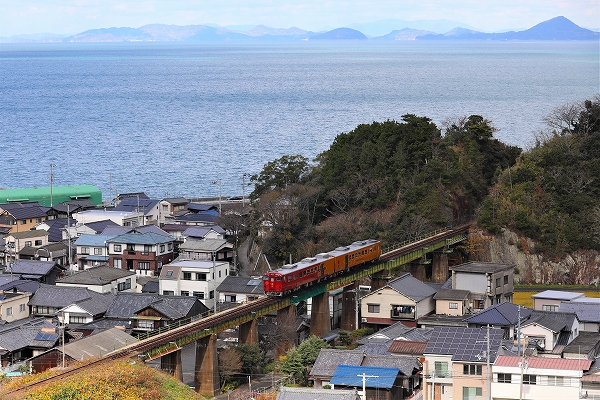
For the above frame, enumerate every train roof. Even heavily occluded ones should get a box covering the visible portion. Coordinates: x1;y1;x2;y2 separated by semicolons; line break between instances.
266;239;379;276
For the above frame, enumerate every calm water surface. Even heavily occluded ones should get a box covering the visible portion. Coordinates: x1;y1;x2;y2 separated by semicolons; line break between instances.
1;41;598;199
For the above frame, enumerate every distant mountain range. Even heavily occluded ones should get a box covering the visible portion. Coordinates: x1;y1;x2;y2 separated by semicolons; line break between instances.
1;16;598;43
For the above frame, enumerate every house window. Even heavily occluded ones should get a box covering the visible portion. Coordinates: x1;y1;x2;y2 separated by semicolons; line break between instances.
495;295;501;304
547;376;566;386
523;374;536;385
21;219;27;225
25;241;32;247
449;302;458;309
475;300;484;309
126;244;134;251
181;291;190;296
496;277;501;288
114;258;122;269
138;262;150;270
183;272;192;280
163;290;175;295
137;319;155;330
542;305;558;312
160;244;165;252
168;243;173;251
194;291;205;299
434;361;449;378
81;247;89;255
209;291;214;299
166;270;173;277
463;364;482;375
35;240;43;246
143;245;152;254
162;205;169;211
504;275;509;285
69;316;87;324
94;247;102;255
196;273;207;281
368;304;380;313
6;307;12;317
219;270;222;278
462;387;482;400
19;304;26;312
497;373;511;383
225;295;237;302
114;244;122;252
36;218;42;223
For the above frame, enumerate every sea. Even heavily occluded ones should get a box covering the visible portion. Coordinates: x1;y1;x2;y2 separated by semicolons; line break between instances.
1;41;598;201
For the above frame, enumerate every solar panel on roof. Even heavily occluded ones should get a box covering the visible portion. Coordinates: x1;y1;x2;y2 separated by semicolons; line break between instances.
34;332;58;341
247;281;260;286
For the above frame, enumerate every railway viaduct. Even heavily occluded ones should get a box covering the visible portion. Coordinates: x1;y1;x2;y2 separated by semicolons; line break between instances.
4;226;470;398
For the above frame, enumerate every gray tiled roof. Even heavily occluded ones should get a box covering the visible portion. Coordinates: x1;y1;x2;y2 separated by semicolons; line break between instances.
183;225;225;238
362;354;419;375
357;342;393;355
71;293;115;316
386;273;437;302
559;301;600;323
186;203;214;212
216;276;265;295
528;310;577;331
523;314;566;333
357;322;433;344
434;288;470;300
28;284;104;308
0;318;57;352
179;238;231;252
465;303;533;326
85;219;120;233
6;206;49;220
58;265;135;285
8;230;49;240
276;387;360;400
424;326;504;362
62;327;138;360
9;259;57;276
309;349;364;377
105;293;202;319
175;213;219;223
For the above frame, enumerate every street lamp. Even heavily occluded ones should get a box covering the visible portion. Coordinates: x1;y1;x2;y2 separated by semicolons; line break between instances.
212;180;222;215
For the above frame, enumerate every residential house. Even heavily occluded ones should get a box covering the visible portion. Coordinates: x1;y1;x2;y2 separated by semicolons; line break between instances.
30;327;137;373
563;332;600;360
311;349;365;388
330;365;405;400
388;340;429;358
56;265;136;294
183;225;225;241
360;273;437;328
582;357;600;399
464;302;533;340
101;224;171;238
33;217;76;243
178;238;233;264
111;197;161;226
159;259;229;310
533;290;584;311
520;310;580;356
73;234;113;269
449;262;515;308
161;224;190;242
216;275;265;304
72;209;138;228
492;355;592;400
68;219;120;238
57;291;115;326
158;197;189;225
433;288;471;316
0;202;49;234
102;292;208;333
46;199;97;220
107;232;175;276
0;317;59;367
28;284;112;319
4;230;49;261
422;326;504;400
174;212;220;226
0;290;31;323
5;259;64;285
560;300;600;332
276;387;361;400
356;321;432;356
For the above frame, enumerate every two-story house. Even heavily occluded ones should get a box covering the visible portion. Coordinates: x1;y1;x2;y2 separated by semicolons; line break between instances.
107;232;175;276
56;265;137;294
111;197;161;227
158;197;189;225
360;273;437;328
73;234;113;269
4;230;49;262
449;262;515;308
178;238;233;264
216;275;265;304
0;290;31;323
0;202;49;234
158;259;229;310
423;326;504;400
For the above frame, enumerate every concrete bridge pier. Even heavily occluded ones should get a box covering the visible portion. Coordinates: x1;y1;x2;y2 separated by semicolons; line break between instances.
310;292;331;338
239;318;258;344
341;283;359;331
194;334;220;397
274;304;297;359
160;349;183;382
432;252;449;283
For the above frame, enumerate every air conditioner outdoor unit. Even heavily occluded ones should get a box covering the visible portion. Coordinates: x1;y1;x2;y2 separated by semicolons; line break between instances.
361;318;368;323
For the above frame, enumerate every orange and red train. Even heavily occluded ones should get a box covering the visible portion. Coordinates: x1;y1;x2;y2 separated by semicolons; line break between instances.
263;239;381;297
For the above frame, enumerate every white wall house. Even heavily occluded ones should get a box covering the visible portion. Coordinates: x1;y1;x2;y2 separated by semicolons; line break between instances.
56;265;137;294
0;291;31;323
492;355;592;400
158;259;229;310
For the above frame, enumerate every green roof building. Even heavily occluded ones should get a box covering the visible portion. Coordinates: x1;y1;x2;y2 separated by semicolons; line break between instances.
0;185;102;207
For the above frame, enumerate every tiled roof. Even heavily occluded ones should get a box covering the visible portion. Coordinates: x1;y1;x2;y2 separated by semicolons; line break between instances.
112;198;160;215
86;219;120;233
105;293;205;319
6;206;49;220
40;218;75;242
28;284;104;308
58;265;135;285
179;238;231;252
494;355;593;370
464;303;532;326
9;259;57;276
357;342;392;355
106;232;174;245
523;313;567;333
183;225;225;238
216;276;265;295
9;230;49;239
163;198;189;205
450;261;514;274
0;201;41;210
175;213;219;223
362;354;419;375
276;387;360;400
331;365;399;389
0;279;40;293
141;280;159;293
161;224;190;232
563;332;600;355
357;322;433;344
52;199;96;213
309;349;364;377
559;301;600;323
186;203;214;212
425;326;504;362
0;318;57;352
71;293;115;316
74;234;115;247
388;340;428;355
532;290;584;301
62;327;138;360
433;288;470;300
385;273;437;302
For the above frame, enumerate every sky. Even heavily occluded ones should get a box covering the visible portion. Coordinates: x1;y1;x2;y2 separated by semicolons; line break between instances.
1;0;599;37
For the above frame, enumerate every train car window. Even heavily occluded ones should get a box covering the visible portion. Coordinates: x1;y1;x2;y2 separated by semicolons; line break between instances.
263;276;269;280
276;277;283;281
288;277;292;282
294;274;297;280
370;248;373;252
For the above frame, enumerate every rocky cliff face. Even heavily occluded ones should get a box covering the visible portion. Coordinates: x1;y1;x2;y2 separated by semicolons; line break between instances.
470;229;600;285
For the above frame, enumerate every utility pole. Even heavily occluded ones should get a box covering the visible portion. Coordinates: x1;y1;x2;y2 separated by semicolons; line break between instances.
487;324;491;400
357;373;378;400
66;203;72;269
212;180;222;215
49;163;56;207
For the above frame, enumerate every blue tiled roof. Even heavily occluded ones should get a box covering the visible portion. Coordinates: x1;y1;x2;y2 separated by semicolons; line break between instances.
330;365;399;389
106;232;173;245
74;234;115;247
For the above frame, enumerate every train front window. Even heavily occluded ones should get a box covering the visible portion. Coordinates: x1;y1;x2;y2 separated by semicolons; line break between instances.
263;276;269;281
276;277;283;281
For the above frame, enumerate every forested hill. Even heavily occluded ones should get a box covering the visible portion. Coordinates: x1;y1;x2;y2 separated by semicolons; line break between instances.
478;97;600;257
248;97;599;271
